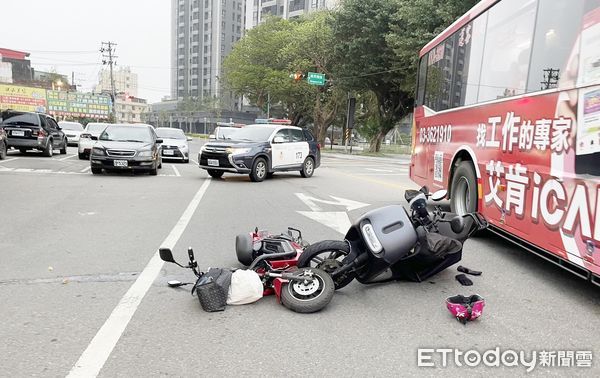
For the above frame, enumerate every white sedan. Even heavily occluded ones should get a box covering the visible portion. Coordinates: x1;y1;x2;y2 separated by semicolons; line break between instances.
58;121;84;146
156;127;191;163
78;122;111;159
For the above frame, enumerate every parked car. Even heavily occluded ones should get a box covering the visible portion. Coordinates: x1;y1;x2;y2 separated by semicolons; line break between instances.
0;124;7;159
199;124;320;182
90;124;163;175
156;127;191;163
0;110;66;157
58;121;84;146
78;122;110;159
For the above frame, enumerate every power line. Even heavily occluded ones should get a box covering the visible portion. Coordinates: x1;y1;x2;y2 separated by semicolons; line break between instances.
25;49;98;54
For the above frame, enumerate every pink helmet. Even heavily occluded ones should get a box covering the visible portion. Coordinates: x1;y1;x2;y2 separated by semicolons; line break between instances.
446;294;485;324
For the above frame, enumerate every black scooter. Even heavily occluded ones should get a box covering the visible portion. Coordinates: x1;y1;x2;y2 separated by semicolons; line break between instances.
296;186;488;289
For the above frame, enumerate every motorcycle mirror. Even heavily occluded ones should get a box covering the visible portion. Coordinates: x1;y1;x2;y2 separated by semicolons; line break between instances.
159;248;181;266
420;186;430;195
431;190;448;201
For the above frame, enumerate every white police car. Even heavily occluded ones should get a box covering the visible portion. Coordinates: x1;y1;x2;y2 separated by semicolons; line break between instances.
199;124;321;182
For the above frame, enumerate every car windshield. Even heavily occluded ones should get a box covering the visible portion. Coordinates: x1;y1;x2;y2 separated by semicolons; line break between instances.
156;128;186;140
1;113;38;126
99;126;152;143
59;122;84;131
216;127;240;139
87;123;110;133
226;126;276;142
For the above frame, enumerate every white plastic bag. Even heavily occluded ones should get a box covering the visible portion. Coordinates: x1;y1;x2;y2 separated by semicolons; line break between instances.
227;269;263;305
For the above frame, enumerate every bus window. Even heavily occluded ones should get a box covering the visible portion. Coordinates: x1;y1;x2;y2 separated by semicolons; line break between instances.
460;13;487;106
424;35;459;111
527;0;586;92
478;0;537;102
416;57;427;106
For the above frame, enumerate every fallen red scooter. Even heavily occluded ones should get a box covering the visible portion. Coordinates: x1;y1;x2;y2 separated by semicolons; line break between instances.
160;229;334;313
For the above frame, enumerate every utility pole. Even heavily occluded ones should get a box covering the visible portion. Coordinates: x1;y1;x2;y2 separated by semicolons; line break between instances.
100;41;118;120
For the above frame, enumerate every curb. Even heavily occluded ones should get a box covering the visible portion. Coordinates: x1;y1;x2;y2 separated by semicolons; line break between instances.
323;152;410;164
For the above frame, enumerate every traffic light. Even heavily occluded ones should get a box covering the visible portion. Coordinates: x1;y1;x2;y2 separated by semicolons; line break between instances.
292;71;305;82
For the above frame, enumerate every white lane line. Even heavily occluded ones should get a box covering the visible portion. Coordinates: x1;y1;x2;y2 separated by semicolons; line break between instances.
80;166;91;173
171;164;181;177
67;178;211;378
191;158;199;165
58;154;76;161
365;168;394;173
357;173;407;176
0;157;19;164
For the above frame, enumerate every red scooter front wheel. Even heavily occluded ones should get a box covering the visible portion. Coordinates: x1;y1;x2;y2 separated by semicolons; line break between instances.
281;268;334;313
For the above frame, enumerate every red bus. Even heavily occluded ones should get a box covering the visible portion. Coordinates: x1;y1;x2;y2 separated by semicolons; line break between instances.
410;0;600;285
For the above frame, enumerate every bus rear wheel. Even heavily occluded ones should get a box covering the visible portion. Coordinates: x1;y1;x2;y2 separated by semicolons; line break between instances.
450;161;477;216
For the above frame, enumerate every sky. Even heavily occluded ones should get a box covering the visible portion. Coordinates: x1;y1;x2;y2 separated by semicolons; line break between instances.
1;0;171;103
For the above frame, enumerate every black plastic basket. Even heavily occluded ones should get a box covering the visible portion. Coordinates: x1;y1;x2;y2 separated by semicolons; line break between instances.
195;280;227;312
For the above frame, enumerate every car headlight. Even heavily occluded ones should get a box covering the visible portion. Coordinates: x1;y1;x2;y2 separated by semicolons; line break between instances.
361;223;383;253
226;147;251;155
201;145;209;152
138;150;153;157
92;147;106;156
179;144;189;151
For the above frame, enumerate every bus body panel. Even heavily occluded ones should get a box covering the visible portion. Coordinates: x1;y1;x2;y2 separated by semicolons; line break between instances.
412;88;600;277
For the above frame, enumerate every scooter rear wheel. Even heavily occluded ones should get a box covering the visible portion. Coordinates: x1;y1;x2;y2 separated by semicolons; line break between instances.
297;240;355;290
281;268;334;313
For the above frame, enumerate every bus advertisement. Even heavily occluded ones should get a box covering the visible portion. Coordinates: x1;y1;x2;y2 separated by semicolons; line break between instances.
410;0;600;285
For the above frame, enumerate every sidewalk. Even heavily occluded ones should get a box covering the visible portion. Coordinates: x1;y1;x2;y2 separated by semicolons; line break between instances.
322;151;410;164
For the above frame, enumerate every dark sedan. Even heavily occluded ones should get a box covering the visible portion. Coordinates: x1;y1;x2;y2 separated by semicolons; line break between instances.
90;124;163;175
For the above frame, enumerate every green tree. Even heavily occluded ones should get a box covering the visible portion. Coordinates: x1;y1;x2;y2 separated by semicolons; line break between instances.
332;0;479;152
387;0;479;94
223;17;297;113
282;12;345;142
331;0;412;152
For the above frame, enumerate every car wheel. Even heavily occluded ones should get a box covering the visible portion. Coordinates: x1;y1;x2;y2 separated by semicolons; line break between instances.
78;153;86;160
60;139;67;154
149;163;158;176
0;140;6;160
207;169;224;178
300;156;315;178
42;140;53;157
91;167;102;175
250;157;267;182
19;148;27;154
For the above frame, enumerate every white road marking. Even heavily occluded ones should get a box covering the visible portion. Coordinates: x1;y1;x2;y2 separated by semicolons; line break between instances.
357;173;407;176
295;193;369;212
191;158;199;165
0;157;19;164
58;154;76;161
80;166;91;173
298;211;351;235
365;168;394;173
171;164;181;177
67;178;212;378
